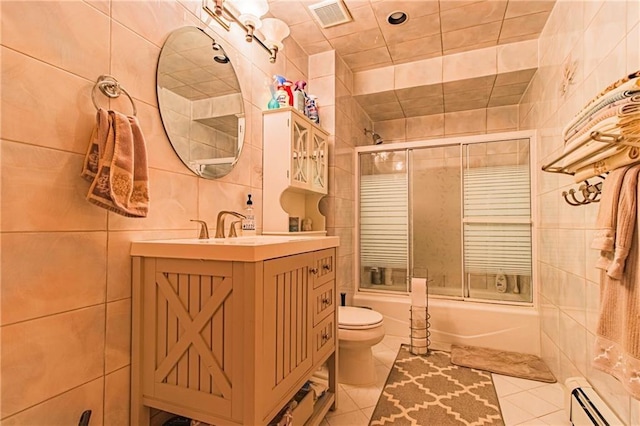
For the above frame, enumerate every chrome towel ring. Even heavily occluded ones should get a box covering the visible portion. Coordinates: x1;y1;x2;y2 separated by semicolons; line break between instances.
91;74;137;116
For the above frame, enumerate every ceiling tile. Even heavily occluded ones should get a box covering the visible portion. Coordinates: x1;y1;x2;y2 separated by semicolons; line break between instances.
404;104;445;118
342;46;393;71
379;12;441;44
494;68;537;86
446;98;490;112
440;0;508;32
266;0;313;26
301;40;334;55
490;82;530;97
396;84;443;100
439;1;481;12
445;89;491;104
442;21;501;52
400;95;444;109
368;110;406;121
488;94;523;107
289;19;328;45
329;27;386;55
499;11;551;42
363;101;403;114
388;34;441;63
371;1;439;21
505;0;555;19
443;75;496;94
354;90;398;105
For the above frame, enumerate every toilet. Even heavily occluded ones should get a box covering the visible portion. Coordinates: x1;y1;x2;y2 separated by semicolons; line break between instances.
338;306;385;386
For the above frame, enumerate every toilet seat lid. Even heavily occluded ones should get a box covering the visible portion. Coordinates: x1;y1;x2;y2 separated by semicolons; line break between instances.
338;306;383;329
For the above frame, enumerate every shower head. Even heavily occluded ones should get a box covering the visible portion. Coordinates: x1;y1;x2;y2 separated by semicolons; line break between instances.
364;128;384;145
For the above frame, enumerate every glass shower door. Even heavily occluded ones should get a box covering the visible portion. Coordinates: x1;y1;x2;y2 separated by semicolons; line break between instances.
358;150;409;293
410;145;463;297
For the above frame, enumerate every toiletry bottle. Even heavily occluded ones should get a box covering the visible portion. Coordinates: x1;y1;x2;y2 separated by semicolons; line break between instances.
293;80;307;113
306;95;319;124
273;75;290;108
242;194;256;236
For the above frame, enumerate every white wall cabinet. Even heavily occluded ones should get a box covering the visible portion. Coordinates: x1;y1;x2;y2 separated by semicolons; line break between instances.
263;108;329;235
130;238;339;426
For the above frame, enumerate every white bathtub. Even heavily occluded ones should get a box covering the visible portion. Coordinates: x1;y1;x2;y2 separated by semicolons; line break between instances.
353;292;541;355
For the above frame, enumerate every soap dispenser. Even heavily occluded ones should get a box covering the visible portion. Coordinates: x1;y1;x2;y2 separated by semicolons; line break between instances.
242;194;256;236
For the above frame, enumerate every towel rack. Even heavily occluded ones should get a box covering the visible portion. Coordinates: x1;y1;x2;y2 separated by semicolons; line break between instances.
541;131;631;175
91;74;137;116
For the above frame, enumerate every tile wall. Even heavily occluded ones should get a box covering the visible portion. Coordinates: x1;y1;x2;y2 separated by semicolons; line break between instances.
520;0;640;423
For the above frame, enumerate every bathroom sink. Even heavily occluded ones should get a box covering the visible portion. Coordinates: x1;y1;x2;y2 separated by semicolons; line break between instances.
130;235;339;261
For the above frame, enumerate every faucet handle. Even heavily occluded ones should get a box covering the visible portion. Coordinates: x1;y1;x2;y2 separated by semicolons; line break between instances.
229;221;242;238
190;219;210;239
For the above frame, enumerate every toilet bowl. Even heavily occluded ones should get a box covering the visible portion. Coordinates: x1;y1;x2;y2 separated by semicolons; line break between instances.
338;306;385;386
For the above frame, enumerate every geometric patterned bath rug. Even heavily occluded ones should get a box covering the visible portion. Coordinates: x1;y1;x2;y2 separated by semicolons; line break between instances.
369;345;504;425
451;344;556;383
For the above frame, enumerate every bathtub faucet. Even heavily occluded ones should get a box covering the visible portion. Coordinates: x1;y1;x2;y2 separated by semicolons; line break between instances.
215;211;246;238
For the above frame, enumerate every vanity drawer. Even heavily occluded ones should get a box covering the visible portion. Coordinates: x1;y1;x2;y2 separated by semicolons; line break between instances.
312;315;335;363
312;282;335;326
312;248;335;288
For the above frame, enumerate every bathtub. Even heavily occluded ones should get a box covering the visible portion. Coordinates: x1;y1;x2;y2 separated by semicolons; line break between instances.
353;292;541;355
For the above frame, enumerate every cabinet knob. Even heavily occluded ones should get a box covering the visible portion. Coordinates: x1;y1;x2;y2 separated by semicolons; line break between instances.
321;333;330;342
309;267;319;274
321;297;331;305
322;264;331;271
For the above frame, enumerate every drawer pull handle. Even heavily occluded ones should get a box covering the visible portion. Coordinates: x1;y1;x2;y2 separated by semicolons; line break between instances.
322;264;331;271
309;268;319;274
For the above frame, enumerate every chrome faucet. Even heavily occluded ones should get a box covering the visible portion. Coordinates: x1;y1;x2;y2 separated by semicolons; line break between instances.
190;219;210;239
215;211;246;238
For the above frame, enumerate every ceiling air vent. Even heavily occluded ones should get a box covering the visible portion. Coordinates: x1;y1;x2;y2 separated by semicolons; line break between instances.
308;0;353;28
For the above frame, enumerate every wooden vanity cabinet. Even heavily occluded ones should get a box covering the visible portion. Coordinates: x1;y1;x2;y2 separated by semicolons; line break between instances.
131;245;338;426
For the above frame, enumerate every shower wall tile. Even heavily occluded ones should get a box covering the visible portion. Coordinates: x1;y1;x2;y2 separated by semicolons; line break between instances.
406;114;444;140
1;306;106;418
540;299;560;345
1;232;107;326
105;367;131;426
486;105;518;132
394;57;443;89
540;331;561;379
556;228;586;278
497;40;538;73
0;48;96;154
0;378;104;426
1;1;109;80
374;118;407;142
309;50;335;78
582;0;627;78
585;279;600;335
444;109;486;135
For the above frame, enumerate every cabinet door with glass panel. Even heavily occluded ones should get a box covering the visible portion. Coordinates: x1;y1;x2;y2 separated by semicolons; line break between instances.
289;109;328;194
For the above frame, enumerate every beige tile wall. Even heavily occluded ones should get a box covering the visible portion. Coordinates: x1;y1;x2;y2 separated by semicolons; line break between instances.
520;0;640;423
0;0;310;424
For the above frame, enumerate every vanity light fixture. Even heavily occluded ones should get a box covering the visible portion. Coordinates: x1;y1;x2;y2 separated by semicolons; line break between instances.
202;0;290;63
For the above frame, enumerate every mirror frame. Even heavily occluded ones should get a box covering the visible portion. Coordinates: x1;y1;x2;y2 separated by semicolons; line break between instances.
156;26;245;179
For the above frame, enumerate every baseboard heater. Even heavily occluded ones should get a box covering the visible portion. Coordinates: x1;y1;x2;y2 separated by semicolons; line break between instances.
565;377;624;425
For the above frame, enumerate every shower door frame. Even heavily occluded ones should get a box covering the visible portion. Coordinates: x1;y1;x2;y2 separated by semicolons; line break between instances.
354;129;538;307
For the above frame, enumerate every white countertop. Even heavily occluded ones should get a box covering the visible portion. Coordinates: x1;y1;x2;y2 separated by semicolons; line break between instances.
130;235;340;262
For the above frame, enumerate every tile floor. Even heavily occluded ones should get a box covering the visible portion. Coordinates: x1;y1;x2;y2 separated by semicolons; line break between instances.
320;335;570;426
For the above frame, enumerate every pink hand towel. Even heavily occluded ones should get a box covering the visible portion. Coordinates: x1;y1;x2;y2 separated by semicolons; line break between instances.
85;110;149;217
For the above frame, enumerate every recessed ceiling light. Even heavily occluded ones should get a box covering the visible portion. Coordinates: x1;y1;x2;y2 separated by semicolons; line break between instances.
387;11;408;25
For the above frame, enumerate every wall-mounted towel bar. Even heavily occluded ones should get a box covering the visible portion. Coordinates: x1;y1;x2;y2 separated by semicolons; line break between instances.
91;74;137;116
541;131;631;175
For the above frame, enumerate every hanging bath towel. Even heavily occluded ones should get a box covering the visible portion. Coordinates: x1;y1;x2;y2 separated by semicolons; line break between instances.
592;163;640;400
83;108;149;217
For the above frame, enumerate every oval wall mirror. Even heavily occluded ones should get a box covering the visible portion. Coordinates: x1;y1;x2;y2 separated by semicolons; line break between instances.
157;26;245;179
